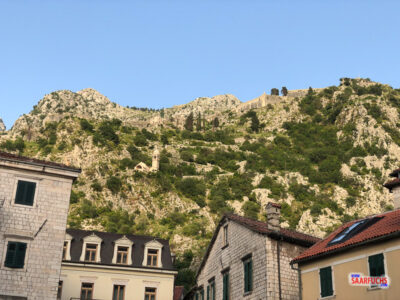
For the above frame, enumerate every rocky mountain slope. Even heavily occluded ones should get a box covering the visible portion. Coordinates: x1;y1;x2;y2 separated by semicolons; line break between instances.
0;118;5;131
1;78;399;265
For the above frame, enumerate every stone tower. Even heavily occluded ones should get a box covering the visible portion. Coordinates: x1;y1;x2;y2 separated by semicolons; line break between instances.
151;147;160;171
383;168;400;209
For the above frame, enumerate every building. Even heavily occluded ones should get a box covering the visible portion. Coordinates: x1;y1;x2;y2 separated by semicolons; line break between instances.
59;229;177;300
187;203;320;300
290;169;400;300
134;148;160;173
0;151;80;300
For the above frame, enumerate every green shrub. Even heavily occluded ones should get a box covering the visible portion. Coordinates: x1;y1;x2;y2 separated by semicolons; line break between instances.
90;180;103;192
242;200;260;219
106;176;122;194
80;119;94;132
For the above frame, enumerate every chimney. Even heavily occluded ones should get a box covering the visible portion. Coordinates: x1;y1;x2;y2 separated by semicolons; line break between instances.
383;168;400;209
266;202;281;231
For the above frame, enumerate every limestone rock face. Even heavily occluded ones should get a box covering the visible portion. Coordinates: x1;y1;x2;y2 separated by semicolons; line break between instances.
0;118;5;131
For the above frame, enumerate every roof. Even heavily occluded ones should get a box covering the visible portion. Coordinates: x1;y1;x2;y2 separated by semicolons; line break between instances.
267;202;282;209
174;286;185;300
0;151;80;173
65;229;175;271
195;213;320;280
383;178;400;190
291;209;400;264
389;168;400;177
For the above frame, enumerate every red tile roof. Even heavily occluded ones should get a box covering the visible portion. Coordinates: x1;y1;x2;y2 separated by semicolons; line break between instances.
268;202;282;209
226;214;321;246
292;209;400;264
174;286;184;300
0;151;80;172
383;178;400;190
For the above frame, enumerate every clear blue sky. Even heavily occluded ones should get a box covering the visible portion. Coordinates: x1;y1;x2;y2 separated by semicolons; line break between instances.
1;0;400;129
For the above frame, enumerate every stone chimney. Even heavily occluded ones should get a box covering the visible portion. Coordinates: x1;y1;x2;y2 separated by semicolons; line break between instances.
266;202;281;231
384;168;400;209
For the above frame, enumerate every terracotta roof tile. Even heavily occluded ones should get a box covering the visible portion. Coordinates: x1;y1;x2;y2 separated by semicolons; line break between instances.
383;178;400;190
0;151;80;172
292;209;400;264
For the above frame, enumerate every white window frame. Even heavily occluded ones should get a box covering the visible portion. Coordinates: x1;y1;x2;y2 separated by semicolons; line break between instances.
11;177;40;208
142;240;163;268
63;233;73;261
318;265;335;299
112;236;134;265
2;236;32;272
80;233;102;263
222;225;228;247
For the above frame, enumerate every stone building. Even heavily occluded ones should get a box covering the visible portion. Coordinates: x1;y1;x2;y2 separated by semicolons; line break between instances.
59;229;177;300
134;148;160;173
186;203;320;300
0;151;80;300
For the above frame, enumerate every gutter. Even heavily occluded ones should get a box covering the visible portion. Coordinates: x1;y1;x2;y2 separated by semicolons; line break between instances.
290;263;302;300
277;237;282;300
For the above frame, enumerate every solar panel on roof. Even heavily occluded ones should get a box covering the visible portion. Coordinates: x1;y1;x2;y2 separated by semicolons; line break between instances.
328;220;366;245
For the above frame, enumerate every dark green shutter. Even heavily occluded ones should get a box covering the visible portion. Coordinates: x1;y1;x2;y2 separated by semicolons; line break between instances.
223;273;229;300
207;286;209;300
244;262;248;292
248;260;253;292
369;253;385;277
212;282;215;300
5;242;26;268
320;267;333;297
15;181;36;206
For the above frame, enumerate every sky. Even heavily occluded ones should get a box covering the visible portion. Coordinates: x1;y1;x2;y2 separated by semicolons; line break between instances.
1;0;400;129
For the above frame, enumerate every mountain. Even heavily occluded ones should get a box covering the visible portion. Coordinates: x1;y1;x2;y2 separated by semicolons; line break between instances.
1;77;399;269
0;118;5;131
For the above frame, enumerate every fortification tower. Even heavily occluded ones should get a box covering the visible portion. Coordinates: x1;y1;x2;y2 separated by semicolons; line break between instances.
151;147;160;171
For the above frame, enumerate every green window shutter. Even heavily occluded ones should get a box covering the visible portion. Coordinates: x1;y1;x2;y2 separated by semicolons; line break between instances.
212;282;215;300
369;253;385;277
5;242;17;267
195;292;198;300
15;181;36;206
244;261;248;292
207;286;209;300
248;260;253;292
5;242;26;268
320;267;333;297
223;273;229;300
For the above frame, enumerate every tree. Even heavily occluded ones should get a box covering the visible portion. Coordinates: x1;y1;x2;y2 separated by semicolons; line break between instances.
271;88;279;96
212;117;220;129
308;86;314;95
161;134;169;145
251;114;260;132
160;109;165;118
196;112;202;131
281;86;288;96
184;112;194;131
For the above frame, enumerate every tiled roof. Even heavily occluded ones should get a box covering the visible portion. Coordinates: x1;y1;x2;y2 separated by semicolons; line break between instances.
65;229;175;270
195;213;320;281
268;202;282;209
0;151;80;172
174;286;184;300
292;209;400;264
226;214;321;246
383;178;400;190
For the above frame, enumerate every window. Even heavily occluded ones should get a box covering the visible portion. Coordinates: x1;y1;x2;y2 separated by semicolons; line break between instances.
85;244;98;262
222;271;230;300
369;253;385;287
15;180;36;206
116;246;128;264
243;257;253;293
57;281;63;300
199;288;204;300
319;266;333;298
147;249;158;267
328;217;382;246
62;241;68;260
4;241;27;269
222;225;228;247
113;285;125;300
145;287;156;300
80;283;93;300
207;279;215;300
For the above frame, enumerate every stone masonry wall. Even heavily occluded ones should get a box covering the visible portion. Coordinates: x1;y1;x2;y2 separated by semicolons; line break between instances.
0;166;74;300
197;220;267;300
266;239;308;300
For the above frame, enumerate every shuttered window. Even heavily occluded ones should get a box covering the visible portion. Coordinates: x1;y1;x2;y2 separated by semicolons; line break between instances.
368;253;385;277
319;266;333;298
244;258;253;293
15;180;36;206
208;280;215;300
5;241;27;268
206;285;209;300
222;272;229;300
